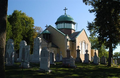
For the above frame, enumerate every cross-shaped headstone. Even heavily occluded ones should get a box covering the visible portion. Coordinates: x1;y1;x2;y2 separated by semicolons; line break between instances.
64;7;67;15
85;50;88;54
77;46;79;49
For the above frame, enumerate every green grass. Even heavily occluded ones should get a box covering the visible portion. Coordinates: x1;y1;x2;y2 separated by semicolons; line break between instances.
5;62;120;78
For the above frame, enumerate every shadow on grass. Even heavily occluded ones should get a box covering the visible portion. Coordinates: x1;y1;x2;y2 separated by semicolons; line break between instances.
5;62;120;78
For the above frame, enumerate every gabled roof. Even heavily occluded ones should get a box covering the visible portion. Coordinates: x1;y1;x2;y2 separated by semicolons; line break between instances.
69;29;90;42
47;25;66;36
69;31;81;41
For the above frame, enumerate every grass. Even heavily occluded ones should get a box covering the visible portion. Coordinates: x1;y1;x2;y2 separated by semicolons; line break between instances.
5;62;120;78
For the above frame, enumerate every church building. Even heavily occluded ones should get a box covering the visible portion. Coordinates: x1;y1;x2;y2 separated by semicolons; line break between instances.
40;8;93;61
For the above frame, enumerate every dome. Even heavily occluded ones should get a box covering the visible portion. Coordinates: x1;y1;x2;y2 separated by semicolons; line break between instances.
55;14;75;24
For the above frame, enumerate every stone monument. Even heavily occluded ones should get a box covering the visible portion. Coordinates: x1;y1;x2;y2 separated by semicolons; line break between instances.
6;39;15;66
31;37;41;63
21;45;30;68
83;50;89;63
40;47;50;71
18;40;27;62
93;52;99;65
100;56;106;64
75;46;82;63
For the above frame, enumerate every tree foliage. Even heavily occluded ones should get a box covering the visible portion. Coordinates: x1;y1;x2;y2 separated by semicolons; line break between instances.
83;0;120;66
113;52;120;59
7;10;42;52
89;36;109;58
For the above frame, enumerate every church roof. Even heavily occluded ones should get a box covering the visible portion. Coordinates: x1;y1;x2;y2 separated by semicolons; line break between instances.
55;14;76;24
42;30;50;34
47;25;66;36
69;29;90;42
69;31;81;41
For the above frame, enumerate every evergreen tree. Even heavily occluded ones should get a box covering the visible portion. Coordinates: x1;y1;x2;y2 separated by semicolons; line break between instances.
83;0;120;66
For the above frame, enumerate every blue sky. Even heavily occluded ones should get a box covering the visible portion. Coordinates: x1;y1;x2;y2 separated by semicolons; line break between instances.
8;0;120;53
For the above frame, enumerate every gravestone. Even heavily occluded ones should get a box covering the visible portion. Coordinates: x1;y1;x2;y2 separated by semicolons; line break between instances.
67;49;71;58
60;54;63;61
18;40;27;62
83;50;89;63
14;52;18;62
56;53;60;62
75;46;82;63
91;57;94;62
62;56;76;68
40;47;50;71
115;59;117;65
50;52;55;64
93;52;99;65
98;57;100;63
21;45;30;68
100;56;106;64
6;39;14;66
117;58;120;64
69;56;76;67
31;37;41;63
62;49;76;68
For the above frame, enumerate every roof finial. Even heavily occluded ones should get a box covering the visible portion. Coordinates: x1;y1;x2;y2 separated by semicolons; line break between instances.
45;24;48;28
64;7;67;15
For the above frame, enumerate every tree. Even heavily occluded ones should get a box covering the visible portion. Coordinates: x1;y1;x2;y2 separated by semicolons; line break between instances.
113;52;120;59
0;0;8;78
83;0;120;66
89;36;109;58
6;18;12;42
8;10;23;50
7;10;43;54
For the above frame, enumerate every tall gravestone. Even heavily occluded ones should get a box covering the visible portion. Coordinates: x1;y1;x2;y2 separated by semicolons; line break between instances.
93;52;99;65
18;40;27;62
83;50;89;63
32;37;41;63
50;52;55;65
117;58;120;64
115;59;117;65
75;46;82;63
40;47;50;71
60;52;63;61
56;53;60;62
100;56;106;64
6;39;14;66
67;49;71;58
91;57;94;62
21;45;30;68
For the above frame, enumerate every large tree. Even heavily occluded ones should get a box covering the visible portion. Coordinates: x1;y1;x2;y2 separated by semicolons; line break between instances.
0;0;8;78
83;0;120;66
7;10;42;53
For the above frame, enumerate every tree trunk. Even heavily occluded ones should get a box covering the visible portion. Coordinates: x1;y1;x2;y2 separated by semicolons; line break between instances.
0;0;8;78
108;41;113;67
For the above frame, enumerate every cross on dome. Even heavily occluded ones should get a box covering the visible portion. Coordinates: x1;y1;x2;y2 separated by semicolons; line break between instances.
64;7;68;15
45;24;48;28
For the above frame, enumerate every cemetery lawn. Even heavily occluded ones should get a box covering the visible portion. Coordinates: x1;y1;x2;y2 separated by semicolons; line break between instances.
5;62;120;78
